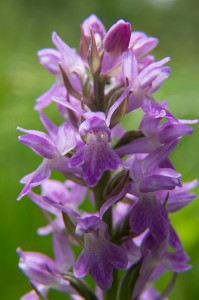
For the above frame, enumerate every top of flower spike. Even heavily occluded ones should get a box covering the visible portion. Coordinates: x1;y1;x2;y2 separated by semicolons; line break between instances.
36;14;163;112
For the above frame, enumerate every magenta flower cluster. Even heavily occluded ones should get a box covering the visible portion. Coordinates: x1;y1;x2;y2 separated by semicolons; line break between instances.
17;15;198;300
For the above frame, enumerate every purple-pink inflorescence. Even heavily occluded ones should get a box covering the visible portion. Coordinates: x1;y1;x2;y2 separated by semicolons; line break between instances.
17;14;198;300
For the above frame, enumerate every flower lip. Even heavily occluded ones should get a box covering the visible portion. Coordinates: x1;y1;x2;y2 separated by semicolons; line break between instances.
87;130;109;144
75;216;106;237
73;216;128;290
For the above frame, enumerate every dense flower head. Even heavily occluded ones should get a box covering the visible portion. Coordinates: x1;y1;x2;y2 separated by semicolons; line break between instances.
17;14;198;300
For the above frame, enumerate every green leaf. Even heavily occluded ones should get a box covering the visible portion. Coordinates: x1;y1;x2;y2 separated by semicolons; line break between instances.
117;260;142;300
82;75;93;100
59;63;83;100
109;94;128;128
62;212;84;247
114;130;144;149
105;170;129;199
63;273;98;300
88;30;101;76
112;209;131;243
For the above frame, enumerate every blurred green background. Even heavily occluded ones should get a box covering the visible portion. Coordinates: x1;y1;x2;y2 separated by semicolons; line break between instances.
0;0;199;299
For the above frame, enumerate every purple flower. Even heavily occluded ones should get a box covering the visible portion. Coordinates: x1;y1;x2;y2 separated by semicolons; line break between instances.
69;112;121;187
81;14;106;43
80;14;106;60
73;216;128;290
41;179;87;210
36;32;85;110
125;143;181;195
124;143;181;241
27;179;87;235
129;193;169;242
157;179;198;212
116;97;194;157
17;249;61;285
122;50;170;112
132;228;190;298
129;31;159;61
17;230;76;298
17;113;77;199
52;32;85;89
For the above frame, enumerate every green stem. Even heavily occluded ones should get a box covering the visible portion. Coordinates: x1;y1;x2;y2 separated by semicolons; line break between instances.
104;270;118;300
103;207;112;237
93;171;112;234
93;171;110;210
93;75;105;112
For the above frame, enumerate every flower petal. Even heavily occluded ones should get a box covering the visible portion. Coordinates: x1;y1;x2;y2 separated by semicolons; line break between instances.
18;133;58;159
18;160;51;200
73;249;90;278
122;49;138;85
56;123;77;155
129;195;169;241
37;48;61;75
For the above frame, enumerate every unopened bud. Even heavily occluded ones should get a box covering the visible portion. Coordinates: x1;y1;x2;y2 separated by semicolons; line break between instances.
103;20;131;56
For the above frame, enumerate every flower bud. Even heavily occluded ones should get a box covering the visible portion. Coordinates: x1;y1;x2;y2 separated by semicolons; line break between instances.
103;20;131;56
17;248;56;285
81;14;106;42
